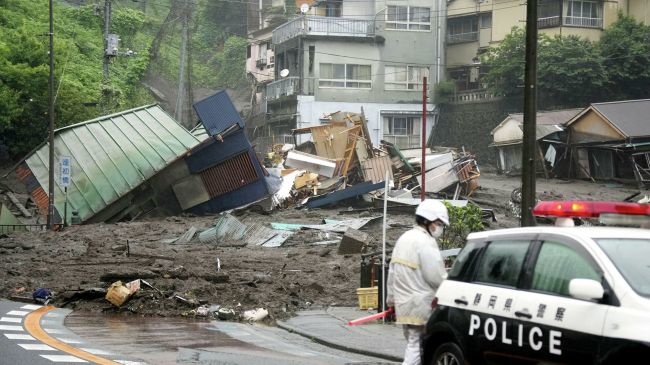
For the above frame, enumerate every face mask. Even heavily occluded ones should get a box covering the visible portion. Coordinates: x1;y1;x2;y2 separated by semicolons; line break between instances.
430;224;444;238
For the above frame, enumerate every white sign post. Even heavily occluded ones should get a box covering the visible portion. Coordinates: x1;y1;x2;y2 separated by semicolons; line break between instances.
59;156;71;226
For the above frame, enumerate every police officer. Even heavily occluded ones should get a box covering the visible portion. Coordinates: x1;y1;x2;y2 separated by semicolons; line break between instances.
387;199;449;365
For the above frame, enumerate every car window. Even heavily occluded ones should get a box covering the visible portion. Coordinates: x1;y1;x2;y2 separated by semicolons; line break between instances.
596;238;650;297
531;240;600;297
474;240;529;287
448;241;481;280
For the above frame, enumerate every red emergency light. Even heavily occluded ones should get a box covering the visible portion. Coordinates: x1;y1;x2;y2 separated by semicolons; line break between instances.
533;201;650;218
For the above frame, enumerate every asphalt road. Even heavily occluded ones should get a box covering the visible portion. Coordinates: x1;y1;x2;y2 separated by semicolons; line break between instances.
1;299;395;365
0;299;145;364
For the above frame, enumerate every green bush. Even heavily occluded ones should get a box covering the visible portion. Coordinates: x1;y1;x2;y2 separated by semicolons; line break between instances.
439;202;484;250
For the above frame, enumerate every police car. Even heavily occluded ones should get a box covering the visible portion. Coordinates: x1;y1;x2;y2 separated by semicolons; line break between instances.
422;200;650;365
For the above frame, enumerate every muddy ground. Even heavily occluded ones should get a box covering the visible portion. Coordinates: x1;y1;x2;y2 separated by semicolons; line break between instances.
0;168;644;323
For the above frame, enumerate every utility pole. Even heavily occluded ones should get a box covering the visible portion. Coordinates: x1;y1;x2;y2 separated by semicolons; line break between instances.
47;0;55;230
421;76;427;201
175;11;189;124
103;0;111;80
521;0;538;226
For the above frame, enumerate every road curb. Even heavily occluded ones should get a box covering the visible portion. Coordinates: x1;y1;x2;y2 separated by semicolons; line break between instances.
275;320;403;362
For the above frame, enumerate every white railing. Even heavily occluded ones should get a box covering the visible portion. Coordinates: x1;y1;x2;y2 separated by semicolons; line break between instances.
449;89;496;103
563;16;602;28
538;16;561;28
266;77;316;101
447;31;478;44
273;16;375;44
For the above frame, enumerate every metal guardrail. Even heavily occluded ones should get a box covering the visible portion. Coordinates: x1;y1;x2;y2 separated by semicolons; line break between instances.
273;16;375;44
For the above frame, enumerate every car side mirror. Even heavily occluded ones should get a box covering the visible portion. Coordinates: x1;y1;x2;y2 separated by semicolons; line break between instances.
569;278;605;301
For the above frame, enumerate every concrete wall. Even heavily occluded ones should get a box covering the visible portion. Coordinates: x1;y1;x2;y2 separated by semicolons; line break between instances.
432;97;521;165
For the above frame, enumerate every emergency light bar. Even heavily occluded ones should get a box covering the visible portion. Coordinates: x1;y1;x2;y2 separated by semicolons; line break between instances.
533;201;650;227
533;201;650;218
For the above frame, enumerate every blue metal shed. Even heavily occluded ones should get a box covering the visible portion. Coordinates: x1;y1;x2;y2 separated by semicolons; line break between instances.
193;90;244;136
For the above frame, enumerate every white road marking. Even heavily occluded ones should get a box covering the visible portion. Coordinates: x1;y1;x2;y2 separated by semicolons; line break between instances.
18;343;57;351
42;328;65;334
0;317;23;323
0;325;24;331
40;355;88;362
115;361;148;365
4;333;35;340
21;304;42;310
7;310;29;316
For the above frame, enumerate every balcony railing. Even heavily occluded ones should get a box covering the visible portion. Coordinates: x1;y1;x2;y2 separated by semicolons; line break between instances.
449;89;496;104
563;16;602;28
447;31;479;44
273;16;375;44
538;16;561;28
266;77;315;101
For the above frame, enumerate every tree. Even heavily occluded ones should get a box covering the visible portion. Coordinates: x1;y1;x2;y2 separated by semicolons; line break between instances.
599;13;650;100
537;34;605;106
482;27;604;107
481;27;526;98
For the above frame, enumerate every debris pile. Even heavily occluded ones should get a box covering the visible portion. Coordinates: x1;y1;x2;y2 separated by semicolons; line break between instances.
264;111;482;211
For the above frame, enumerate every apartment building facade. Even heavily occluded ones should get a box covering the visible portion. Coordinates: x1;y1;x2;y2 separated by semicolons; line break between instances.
246;0;444;151
446;0;650;94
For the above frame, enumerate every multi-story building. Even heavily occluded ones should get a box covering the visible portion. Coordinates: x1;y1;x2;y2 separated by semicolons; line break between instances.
446;0;650;97
246;0;444;151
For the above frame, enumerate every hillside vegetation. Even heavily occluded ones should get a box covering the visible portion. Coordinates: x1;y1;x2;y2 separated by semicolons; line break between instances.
0;0;249;163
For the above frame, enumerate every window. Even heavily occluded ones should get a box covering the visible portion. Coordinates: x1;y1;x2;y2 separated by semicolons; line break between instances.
325;0;342;17
538;0;561;28
596;238;650;297
475;240;529;287
531;241;600;296
480;13;492;29
564;0;602;27
319;63;371;89
383;116;421;148
447;16;479;43
386;5;430;31
385;65;429;90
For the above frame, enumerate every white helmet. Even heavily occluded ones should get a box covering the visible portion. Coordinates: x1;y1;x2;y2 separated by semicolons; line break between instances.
415;199;449;226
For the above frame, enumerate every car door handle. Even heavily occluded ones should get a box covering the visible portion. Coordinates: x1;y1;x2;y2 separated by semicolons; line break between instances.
454;298;468;306
514;310;532;319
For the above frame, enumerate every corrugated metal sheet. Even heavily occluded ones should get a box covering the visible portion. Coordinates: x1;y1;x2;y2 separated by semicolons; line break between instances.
22;105;201;224
199;214;248;245
200;152;258;198
193;90;244;136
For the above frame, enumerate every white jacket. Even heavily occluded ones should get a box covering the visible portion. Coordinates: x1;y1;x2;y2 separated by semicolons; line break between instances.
386;225;447;325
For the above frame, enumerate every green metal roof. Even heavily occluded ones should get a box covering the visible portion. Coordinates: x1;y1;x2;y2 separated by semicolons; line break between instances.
25;105;202;223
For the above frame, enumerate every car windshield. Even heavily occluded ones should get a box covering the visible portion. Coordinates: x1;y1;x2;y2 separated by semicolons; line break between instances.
596;238;650;297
